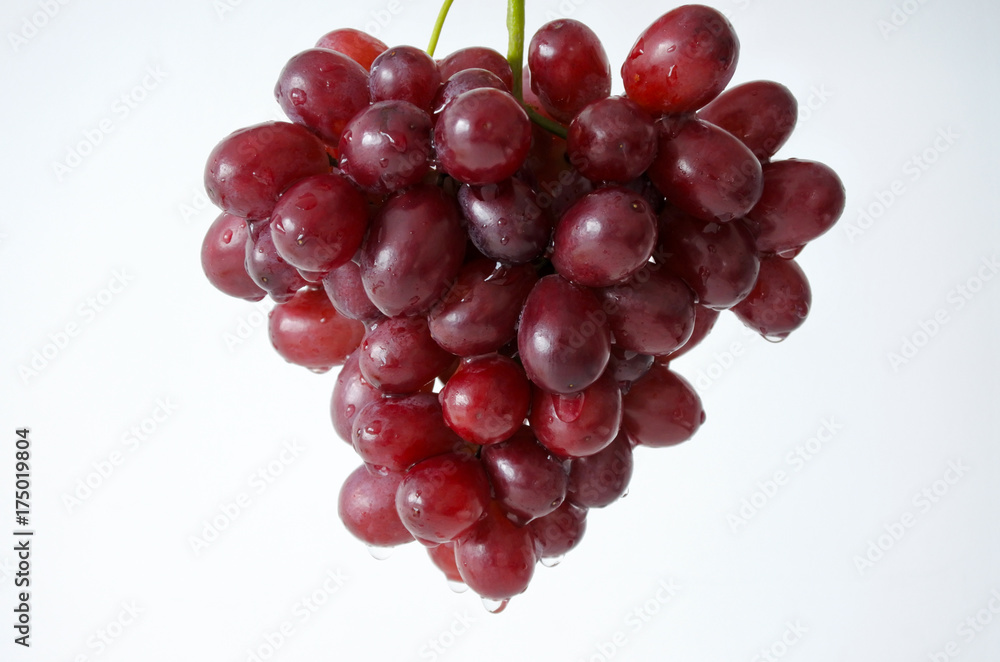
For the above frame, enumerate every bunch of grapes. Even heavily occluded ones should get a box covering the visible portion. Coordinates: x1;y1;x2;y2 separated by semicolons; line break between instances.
200;3;846;610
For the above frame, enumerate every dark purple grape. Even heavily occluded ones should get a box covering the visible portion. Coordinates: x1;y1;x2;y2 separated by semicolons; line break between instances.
568;97;657;183
481;427;568;523
201;212;265;301
359;184;466;317
608;346;655;389
552;186;658;288
528;19;611;123
369;45;442;113
567;431;633;508
358;316;455;394
517;274;611;395
732;255;811;341
457;179;553;264
698;80;798;161
657;206;760;310
338;100;433;194
438;46;514;91
270;173;369;273
275;48;370;144
245;221;309;303
622;5;739;115
744;159;846;254
434;88;532;185
322;260;382;323
648;116;763;223
204;121;330;220
427;259;537;356
598;268;696;356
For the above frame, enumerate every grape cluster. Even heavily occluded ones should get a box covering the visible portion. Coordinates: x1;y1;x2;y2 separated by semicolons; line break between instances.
200;4;845;609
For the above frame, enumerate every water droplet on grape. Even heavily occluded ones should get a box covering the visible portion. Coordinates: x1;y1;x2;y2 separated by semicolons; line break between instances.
481;597;509;614
553;392;585;423
366;545;394;560
763;333;788;344
221;229;234;244
448;580;468;594
308;366;331;374
345;404;356;419
621;488;630;499
289;88;308;105
540;555;564;568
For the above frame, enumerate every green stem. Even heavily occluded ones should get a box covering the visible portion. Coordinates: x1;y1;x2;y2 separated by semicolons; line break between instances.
525;104;568;139
506;0;524;101
427;0;455;56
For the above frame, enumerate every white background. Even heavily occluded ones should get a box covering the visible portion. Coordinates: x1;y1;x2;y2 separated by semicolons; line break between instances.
2;0;999;660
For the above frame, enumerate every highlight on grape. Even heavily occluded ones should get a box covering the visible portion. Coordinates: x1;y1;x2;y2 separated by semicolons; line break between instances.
197;2;846;609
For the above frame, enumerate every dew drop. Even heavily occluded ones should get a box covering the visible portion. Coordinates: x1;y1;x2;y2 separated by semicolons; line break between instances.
308;366;331;374
763;333;788;344
553;392;585;423
289;88;308;105
365;421;382;436
448;580;468;594
621;488;630;499
366;545;394;561
221;229;234;244
482;597;509;614
499;236;509;245
540;555;564;568
345;404;356;419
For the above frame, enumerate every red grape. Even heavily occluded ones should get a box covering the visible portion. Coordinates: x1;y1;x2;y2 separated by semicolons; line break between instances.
275;48;370;144
647;116;763;223
201;212;264;301
339;465;413;547
698;80;798;161
440;355;531;446
568;97;658;183
457;178;553;264
455;502;536;600
530;371;622;458
396;453;491;544
315;28;388;70
481;427;568;523
434;88;532;185
567;431;633;508
517;275;611;394
321;260;383;323
598;268;696;356
331;351;383;443
204;121;330;220
622;5;739;115
369;45;442;113
268;286;365;372
270;172;369;273
623;364;704;447
244;221;309;303
438;46;514;91
338;100;433;194
528;19;611;123
353;394;464;472
732;255;812;341
528;500;587;559
358;316;455;394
